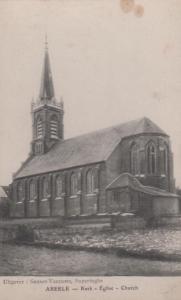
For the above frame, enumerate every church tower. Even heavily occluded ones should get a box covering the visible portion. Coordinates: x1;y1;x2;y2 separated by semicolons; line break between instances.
31;38;64;155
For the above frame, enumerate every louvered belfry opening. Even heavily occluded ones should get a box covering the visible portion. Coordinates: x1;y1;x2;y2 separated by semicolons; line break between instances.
31;38;64;155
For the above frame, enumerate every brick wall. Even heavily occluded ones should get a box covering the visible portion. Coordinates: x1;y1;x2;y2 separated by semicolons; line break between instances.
106;144;122;183
119;134;174;191
106;188;131;213
10;133;176;218
32;105;64;154
11;162;107;217
27;201;37;217
153;197;179;216
52;198;65;216
39;199;51;217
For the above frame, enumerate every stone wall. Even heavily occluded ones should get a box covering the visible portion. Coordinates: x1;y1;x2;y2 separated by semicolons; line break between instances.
112;215;146;230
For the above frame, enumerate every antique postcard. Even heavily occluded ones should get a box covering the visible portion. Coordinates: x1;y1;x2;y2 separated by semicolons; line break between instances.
0;0;181;299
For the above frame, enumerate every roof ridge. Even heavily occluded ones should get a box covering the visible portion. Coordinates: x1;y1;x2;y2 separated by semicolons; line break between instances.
62;117;145;143
15;117;169;179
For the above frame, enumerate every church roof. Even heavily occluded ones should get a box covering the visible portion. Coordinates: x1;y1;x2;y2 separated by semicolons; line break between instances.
15;117;168;179
106;173;178;198
0;186;8;198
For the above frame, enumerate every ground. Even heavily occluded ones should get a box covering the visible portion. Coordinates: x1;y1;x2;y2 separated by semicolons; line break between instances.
1;218;181;260
36;228;181;260
1;243;181;276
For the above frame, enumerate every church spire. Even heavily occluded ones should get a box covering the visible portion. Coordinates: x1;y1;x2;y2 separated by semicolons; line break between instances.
31;38;64;155
39;36;55;101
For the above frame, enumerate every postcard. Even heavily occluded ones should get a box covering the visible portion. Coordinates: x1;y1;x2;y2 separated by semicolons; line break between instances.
0;0;181;299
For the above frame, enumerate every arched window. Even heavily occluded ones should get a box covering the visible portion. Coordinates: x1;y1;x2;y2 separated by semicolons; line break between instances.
55;175;63;197
42;177;49;199
36;117;43;138
86;169;95;193
29;179;36;201
17;181;24;203
147;142;156;174
160;144;168;175
50;115;58;138
131;144;139;175
70;173;78;195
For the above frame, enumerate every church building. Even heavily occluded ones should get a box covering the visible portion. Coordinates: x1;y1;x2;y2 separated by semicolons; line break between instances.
10;42;179;219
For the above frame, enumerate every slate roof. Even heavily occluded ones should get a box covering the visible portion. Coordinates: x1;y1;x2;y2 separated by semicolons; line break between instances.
0;186;8;198
106;173;178;198
15;117;168;179
1;186;9;196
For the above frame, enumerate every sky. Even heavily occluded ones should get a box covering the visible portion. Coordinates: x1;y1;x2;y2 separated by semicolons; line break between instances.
0;0;181;186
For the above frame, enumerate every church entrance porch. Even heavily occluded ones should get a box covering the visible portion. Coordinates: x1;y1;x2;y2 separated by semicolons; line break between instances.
106;173;179;219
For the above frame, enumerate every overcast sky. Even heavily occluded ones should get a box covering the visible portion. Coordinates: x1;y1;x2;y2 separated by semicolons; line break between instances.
0;0;181;186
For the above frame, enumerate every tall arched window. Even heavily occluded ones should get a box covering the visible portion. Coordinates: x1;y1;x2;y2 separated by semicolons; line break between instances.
36;117;43;138
160;144;168;175
42;177;49;199
86;169;95;193
55;175;63;197
147;142;156;174
70;173;78;195
131;144;139;175
29;179;36;201
50;115;58;138
17;181;24;203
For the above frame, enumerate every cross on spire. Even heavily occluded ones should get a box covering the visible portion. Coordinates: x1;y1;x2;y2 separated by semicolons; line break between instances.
45;33;48;50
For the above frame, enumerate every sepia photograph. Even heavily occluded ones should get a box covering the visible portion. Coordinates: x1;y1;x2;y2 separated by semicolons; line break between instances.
0;0;181;287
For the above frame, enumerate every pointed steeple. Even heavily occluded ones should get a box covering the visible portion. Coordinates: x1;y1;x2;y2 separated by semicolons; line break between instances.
39;36;55;101
31;38;64;155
